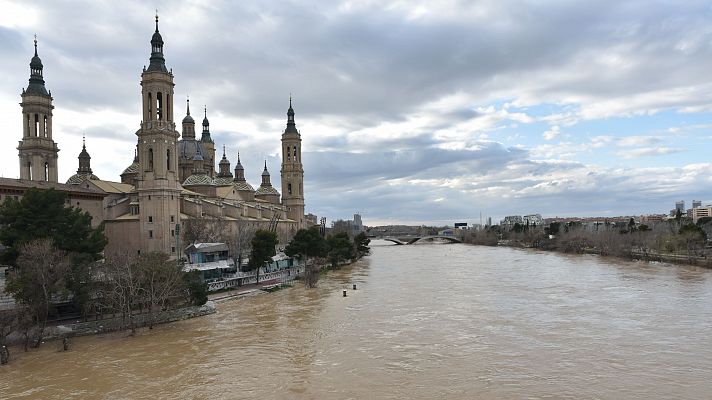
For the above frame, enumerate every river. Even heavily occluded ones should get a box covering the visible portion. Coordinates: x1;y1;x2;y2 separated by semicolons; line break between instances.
2;241;712;399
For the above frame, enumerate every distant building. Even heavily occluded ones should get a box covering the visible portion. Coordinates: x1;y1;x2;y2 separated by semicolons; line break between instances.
692;205;712;223
501;215;523;226
693;200;702;209
523;214;543;226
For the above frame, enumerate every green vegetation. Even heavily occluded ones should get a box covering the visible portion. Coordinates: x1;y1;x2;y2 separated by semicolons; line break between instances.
247;230;279;283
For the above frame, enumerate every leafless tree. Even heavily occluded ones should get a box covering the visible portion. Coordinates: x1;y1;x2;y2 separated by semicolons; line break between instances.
0;308;21;364
182;216;229;245
139;253;185;329
6;239;70;348
227;220;256;271
100;252;143;335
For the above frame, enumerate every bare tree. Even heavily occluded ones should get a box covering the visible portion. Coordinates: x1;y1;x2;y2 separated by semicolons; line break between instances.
227;220;256;271
139;253;185;329
100;252;143;335
6;239;69;348
0;308;21;364
182;216;229;245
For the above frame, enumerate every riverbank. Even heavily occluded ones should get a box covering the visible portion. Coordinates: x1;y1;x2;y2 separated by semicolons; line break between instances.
473;238;712;269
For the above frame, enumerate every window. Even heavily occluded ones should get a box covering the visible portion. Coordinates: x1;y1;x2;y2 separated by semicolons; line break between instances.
26;114;30;137
148;93;152;120
157;92;163;120
287;146;291;161
149;230;153;238
167;149;171;170
34;113;39;137
171;230;174;237
44;163;49;181
170;215;175;223
148;216;153;223
171;247;176;253
148;195;151;201
148;148;154;170
288;183;292;195
43;115;48;137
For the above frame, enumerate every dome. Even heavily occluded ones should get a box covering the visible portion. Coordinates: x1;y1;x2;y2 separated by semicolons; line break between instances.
66;173;99;185
183;173;215;186
214;176;234;186
121;161;140;175
151;30;163;45
182;114;194;124
232;181;254;192
256;185;279;196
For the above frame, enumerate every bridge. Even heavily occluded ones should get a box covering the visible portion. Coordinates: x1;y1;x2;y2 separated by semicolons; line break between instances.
379;235;462;245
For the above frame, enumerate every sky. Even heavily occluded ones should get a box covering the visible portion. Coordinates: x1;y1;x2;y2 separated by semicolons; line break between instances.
0;0;711;226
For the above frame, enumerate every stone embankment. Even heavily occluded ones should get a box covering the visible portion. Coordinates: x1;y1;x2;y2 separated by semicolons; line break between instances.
43;301;217;341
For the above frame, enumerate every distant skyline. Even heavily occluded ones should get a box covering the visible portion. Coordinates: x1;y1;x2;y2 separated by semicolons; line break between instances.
1;0;711;226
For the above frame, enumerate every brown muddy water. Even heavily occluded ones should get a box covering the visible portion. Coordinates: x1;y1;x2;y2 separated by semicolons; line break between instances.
1;241;712;399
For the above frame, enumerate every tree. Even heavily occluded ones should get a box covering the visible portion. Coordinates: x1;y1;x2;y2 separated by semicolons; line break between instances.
285;227;328;288
228;220;256;272
247;230;278;283
354;232;371;257
100;252;144;335
0;188;106;265
138;253;185;329
181;216;228;245
183;270;208;306
327;232;354;268
5;238;70;348
0;308;21;364
678;224;706;261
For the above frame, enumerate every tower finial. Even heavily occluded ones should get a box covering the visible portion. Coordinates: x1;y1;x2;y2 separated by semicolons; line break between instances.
186;97;190;115
223;144;226;157
237;150;241;162
264;160;267;170
155;10;159;32
204;105;207;118
33;34;38;56
82;133;86;150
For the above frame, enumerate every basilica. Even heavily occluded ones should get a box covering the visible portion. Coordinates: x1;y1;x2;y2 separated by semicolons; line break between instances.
1;17;309;257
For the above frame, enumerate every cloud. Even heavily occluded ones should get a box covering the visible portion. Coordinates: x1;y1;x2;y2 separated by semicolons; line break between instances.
617;147;686;159
0;1;711;224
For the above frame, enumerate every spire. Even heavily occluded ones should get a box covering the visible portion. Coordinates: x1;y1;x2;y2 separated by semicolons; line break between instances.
285;96;298;134
26;34;48;96
147;12;167;73
201;105;213;143
234;150;245;181
182;97;195;125
78;134;92;174
262;160;270;176
217;145;232;178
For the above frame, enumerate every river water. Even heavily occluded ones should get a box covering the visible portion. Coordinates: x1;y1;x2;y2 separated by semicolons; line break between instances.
2;241;712;399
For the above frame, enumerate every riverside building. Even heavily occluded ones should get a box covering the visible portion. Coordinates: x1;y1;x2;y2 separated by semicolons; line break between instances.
2;17;308;257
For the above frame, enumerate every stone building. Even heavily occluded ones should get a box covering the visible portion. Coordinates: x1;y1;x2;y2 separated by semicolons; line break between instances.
4;17;309;258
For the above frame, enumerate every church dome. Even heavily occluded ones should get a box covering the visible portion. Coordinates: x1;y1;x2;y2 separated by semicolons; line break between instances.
214;176;234;186
232;181;254;192
121;161;140;175
255;185;279;196
183;173;215;186
66;173;99;185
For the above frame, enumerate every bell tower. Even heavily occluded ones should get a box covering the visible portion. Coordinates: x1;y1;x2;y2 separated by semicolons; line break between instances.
136;14;181;257
18;36;59;182
280;97;305;227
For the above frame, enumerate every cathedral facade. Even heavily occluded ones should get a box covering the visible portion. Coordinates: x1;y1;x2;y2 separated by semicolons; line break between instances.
3;17;308;258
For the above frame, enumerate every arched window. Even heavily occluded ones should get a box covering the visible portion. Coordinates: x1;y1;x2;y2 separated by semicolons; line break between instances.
44;162;49;181
167;149;171;170
294;146;298;162
148;148;154;171
43;115;48;137
147;93;152;120
166;94;171;121
34;113;39;137
27;161;32;180
288;183;292;195
287;146;291;161
26;114;30;137
157;92;163;120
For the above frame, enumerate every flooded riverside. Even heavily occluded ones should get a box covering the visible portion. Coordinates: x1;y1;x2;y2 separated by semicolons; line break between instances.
2;241;712;399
